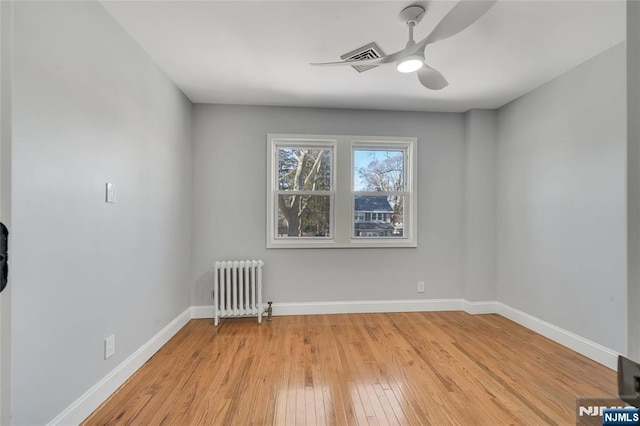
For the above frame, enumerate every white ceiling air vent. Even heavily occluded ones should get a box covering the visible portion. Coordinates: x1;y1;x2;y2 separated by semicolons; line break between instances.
340;42;385;73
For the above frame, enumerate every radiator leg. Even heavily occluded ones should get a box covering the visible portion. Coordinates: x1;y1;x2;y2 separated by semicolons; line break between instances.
213;263;219;327
257;261;262;324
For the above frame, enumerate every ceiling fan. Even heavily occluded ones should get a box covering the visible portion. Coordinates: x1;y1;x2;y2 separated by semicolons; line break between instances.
311;0;497;90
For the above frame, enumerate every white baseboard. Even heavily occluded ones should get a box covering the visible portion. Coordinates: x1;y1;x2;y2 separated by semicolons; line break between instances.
48;307;193;426
273;299;465;315
49;299;620;425
463;300;497;314
190;305;214;319
193;300;465;317
495;302;620;370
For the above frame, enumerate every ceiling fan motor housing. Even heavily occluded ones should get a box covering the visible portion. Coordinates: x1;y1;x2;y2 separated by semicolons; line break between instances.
398;5;426;26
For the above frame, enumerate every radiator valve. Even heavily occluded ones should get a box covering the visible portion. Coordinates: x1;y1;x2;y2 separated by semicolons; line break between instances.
267;301;273;322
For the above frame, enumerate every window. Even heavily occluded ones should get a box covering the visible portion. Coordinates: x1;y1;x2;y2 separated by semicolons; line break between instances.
267;134;416;248
274;142;334;239
353;146;407;239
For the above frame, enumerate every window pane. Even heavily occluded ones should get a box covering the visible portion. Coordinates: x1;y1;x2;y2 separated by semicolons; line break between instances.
353;149;404;192
278;148;331;191
277;195;331;238
353;196;404;238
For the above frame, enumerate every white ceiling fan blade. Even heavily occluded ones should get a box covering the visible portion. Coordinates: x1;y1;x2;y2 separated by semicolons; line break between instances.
419;0;496;47
417;64;449;90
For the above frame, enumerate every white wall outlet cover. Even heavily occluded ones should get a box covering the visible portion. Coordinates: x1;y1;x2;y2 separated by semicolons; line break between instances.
105;183;116;203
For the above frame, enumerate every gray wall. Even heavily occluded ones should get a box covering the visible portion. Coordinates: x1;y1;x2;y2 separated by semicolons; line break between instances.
463;110;498;302
11;2;192;424
192;105;468;305
497;43;627;353
628;1;640;362
0;1;13;424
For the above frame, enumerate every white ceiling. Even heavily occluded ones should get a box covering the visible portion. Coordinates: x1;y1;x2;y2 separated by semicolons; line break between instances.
102;1;626;113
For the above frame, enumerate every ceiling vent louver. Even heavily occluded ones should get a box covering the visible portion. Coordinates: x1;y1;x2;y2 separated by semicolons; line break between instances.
340;42;385;73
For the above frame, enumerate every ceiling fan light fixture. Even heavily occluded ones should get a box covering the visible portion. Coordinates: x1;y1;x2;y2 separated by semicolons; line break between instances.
396;55;424;73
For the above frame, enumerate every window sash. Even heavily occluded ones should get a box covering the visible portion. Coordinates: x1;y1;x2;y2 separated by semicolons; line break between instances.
276;145;334;192
351;142;410;241
274;193;334;239
273;141;335;240
273;141;336;189
351;194;408;240
352;144;409;193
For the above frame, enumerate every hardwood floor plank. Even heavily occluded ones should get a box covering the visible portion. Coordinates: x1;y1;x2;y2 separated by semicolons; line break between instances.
82;312;617;425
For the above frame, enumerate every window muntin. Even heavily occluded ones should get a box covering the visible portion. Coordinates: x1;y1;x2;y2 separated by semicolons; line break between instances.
267;135;416;248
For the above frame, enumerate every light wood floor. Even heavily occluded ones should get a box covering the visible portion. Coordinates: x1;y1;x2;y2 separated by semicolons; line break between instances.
83;312;616;425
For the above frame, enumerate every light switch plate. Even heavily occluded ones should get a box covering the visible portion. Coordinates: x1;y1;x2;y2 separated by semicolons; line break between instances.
104;335;115;359
106;183;116;203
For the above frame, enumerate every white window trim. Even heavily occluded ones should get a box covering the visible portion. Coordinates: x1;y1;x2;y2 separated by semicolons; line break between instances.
267;134;417;249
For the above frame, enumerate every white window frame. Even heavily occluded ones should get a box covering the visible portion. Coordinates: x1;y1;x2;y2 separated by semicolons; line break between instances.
267;134;417;248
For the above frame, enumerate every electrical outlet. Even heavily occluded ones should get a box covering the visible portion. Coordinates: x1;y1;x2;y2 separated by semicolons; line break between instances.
418;281;425;293
104;335;115;359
